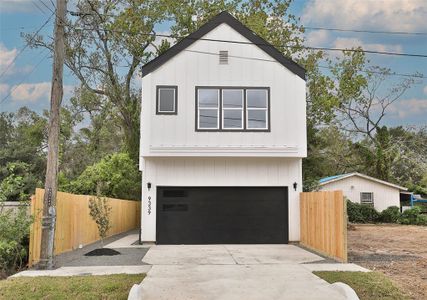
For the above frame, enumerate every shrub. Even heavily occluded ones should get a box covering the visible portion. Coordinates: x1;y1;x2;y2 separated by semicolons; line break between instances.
62;152;141;200
347;200;380;223
0;202;33;277
347;200;365;223
416;214;427;226
89;196;112;245
399;206;423;225
380;206;401;223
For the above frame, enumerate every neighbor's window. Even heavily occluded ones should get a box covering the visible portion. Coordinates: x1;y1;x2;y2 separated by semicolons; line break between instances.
157;86;177;114
246;89;268;130
197;88;219;129
360;192;374;206
196;87;269;131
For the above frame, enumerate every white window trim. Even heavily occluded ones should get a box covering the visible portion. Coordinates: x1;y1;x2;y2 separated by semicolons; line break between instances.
197;89;220;130
246;89;269;130
157;86;177;114
222;89;244;130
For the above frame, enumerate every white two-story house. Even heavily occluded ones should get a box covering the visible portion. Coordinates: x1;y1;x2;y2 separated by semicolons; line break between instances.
139;11;306;244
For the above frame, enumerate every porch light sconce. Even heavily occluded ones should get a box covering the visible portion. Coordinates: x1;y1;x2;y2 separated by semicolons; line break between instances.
293;182;297;191
147;182;151;190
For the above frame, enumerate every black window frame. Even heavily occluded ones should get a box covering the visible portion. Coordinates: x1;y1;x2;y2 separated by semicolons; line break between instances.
156;85;178;115
195;86;270;132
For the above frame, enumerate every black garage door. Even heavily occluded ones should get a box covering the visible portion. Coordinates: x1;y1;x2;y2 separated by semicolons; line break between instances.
156;187;288;244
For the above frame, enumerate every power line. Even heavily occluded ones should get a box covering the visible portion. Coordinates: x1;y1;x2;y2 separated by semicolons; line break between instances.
184;49;425;79
70;28;427;59
0;52;50;105
0;13;54;79
39;0;55;14
304;26;427;36
32;1;47;14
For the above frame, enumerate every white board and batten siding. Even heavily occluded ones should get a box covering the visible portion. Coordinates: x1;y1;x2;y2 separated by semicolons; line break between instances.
140;23;306;159
140;18;307;243
319;176;401;212
141;157;303;242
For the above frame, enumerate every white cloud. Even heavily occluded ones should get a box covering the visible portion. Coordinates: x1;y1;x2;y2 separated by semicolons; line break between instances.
10;82;75;103
0;83;10;95
0;43;18;73
305;30;330;46
302;0;427;31
389;98;427;119
332;37;403;53
11;82;51;102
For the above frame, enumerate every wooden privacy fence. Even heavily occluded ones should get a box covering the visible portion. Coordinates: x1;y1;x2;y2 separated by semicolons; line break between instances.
29;188;141;267
300;190;347;262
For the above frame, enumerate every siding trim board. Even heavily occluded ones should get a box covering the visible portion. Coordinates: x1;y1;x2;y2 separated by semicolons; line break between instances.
140;11;306;80
195;86;271;132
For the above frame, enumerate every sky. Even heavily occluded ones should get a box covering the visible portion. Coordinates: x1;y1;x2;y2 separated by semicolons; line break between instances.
0;0;426;126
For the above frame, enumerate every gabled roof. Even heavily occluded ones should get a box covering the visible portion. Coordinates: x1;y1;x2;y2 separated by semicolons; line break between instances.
319;172;407;191
141;11;306;80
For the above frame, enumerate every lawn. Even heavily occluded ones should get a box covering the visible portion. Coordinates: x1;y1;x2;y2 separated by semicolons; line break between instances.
0;274;145;300
314;271;410;300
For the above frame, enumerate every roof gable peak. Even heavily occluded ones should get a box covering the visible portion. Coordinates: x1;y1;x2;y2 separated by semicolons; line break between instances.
141;11;305;80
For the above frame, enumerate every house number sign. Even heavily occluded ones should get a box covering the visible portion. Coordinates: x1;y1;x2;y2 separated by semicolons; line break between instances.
147;196;152;215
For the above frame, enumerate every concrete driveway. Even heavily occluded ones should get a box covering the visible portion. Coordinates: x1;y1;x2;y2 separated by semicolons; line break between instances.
131;245;347;300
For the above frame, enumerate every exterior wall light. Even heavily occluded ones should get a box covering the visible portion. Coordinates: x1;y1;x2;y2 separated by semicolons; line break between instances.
293;182;297;191
147;182;152;190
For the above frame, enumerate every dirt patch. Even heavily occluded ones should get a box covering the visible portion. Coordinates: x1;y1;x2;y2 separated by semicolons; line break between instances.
348;224;427;300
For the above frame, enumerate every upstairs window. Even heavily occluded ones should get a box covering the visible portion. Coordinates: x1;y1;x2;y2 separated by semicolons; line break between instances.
222;89;243;129
196;87;269;131
197;88;219;129
246;89;268;130
157;86;177;114
360;192;374;206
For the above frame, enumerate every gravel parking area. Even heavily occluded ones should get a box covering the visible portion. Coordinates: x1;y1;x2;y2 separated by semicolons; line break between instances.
53;230;149;268
348;224;427;300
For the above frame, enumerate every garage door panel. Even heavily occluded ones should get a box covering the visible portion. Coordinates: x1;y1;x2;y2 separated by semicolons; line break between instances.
157;187;288;244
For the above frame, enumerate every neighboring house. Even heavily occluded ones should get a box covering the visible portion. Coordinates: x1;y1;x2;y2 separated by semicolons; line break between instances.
319;173;407;212
139;12;306;244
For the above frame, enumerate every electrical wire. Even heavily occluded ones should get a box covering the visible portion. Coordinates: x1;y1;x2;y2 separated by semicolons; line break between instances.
0;12;54;79
0;52;50;105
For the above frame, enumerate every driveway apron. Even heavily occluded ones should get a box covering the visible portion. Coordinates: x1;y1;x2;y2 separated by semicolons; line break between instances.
133;245;346;300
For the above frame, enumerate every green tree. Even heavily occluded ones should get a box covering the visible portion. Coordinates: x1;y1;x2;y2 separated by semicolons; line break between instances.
330;50;419;181
61;152;141;200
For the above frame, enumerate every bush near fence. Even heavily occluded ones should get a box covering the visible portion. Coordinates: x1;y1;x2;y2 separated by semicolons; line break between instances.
29;188;140;267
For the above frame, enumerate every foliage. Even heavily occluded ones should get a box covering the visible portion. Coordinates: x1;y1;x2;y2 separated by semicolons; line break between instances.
61;152;140;200
399;207;427;225
0;162;36;202
0;274;146;299
379;206;400;223
0;108;46;198
314;271;410;300
0;200;33;277
347;200;380;223
89;196;112;243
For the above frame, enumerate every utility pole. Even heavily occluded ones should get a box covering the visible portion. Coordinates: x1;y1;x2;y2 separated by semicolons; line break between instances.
39;0;67;270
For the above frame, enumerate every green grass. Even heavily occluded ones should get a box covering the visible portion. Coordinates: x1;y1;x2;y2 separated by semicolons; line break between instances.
313;271;409;300
0;274;145;300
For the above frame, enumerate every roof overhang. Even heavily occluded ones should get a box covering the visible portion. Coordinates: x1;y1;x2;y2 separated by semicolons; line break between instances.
319;172;408;191
141;11;306;80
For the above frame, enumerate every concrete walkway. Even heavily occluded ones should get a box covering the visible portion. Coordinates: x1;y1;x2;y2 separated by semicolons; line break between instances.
131;245;351;300
11;265;151;277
